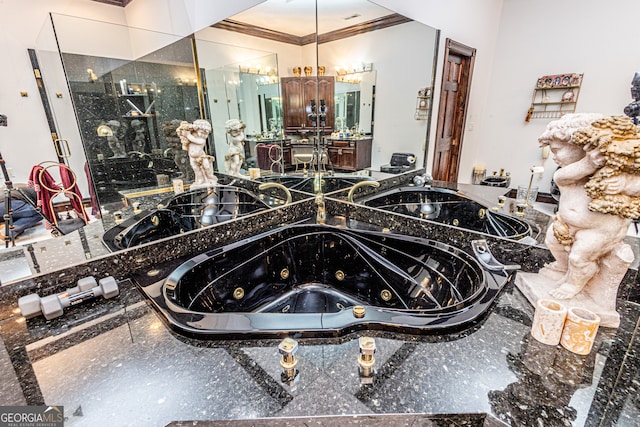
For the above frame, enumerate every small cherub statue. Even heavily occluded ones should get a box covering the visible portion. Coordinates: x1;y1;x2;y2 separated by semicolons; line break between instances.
224;119;246;176
130;119;146;152
162;120;193;181
106;120;126;158
516;113;640;327
177;119;217;188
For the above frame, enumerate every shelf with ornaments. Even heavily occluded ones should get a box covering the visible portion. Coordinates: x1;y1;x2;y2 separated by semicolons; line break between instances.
526;73;583;121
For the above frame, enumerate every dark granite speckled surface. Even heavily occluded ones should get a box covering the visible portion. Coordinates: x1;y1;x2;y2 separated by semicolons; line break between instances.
0;179;638;426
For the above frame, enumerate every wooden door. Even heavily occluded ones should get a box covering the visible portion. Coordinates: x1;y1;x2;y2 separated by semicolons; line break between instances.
432;39;476;182
281;77;305;130
303;78;318;129
316;76;334;131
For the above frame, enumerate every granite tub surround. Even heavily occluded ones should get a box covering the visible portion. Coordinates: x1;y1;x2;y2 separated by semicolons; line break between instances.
0;183;638;424
0;198;319;321
165;413;505;426
0;280;638;426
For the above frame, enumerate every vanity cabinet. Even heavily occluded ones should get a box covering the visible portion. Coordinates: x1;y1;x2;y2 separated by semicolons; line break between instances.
326;137;372;171
281;76;334;133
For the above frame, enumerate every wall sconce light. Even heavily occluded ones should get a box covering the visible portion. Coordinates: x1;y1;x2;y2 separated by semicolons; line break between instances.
87;68;98;82
96;124;113;137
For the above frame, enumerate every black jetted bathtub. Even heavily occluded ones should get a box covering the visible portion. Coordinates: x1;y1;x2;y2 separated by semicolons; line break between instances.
256;175;375;194
133;224;514;338
102;186;271;251
358;186;532;240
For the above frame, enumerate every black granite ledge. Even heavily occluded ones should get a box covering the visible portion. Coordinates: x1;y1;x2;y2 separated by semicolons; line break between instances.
323;197;555;273
0;178;636;425
0;199;318;320
166;412;506;426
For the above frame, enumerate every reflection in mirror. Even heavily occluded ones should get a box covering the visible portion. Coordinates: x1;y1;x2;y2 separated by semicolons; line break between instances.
51;15;202;210
199;51;284;174
317;1;438;173
334;70;376;136
101;184;281;251
357;185;535;241
6;1;440;286
214;0;439;190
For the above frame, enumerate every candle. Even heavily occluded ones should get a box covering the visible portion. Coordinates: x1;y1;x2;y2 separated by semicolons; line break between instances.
560;307;600;355
531;299;567;345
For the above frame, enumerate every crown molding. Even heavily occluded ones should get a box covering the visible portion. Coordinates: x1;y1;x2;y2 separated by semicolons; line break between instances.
91;0;133;7
212;13;412;46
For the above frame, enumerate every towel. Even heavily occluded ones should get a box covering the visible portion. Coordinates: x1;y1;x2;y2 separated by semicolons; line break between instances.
59;164;85;219
28;165;59;229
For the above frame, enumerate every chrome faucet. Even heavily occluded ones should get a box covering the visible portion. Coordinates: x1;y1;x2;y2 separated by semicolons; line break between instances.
347;180;381;203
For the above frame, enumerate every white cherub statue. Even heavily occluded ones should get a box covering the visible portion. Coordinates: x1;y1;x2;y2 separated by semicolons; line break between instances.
177;119;217;188
224;119;246;177
516;114;640;327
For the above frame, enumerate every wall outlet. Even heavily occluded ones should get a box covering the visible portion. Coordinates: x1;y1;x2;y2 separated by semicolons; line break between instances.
7;168;15;178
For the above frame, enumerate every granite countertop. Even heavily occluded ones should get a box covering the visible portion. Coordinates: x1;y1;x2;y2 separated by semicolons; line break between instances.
0;179;638;426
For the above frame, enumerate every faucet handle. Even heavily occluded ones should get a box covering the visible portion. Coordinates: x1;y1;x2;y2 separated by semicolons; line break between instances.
413;173;433;187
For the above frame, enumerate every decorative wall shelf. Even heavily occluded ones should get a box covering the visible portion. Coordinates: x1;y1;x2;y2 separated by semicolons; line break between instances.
526;73;583;121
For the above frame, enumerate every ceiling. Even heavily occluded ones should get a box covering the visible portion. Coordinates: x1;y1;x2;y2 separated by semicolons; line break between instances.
231;0;395;37
91;0;394;37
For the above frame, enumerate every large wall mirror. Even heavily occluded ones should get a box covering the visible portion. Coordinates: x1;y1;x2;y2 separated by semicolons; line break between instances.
1;1;439;285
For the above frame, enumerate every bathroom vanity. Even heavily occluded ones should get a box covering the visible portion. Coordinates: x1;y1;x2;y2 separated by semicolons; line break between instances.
325;137;373;171
0;172;637;426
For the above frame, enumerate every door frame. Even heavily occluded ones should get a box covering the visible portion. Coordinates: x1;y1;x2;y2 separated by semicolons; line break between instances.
432;38;476;182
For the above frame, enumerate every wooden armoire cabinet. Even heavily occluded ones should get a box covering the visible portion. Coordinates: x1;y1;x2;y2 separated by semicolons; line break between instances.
281;76;334;133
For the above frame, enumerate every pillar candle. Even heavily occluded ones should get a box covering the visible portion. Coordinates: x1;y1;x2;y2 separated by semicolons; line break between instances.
531;299;567;345
560;307;600;355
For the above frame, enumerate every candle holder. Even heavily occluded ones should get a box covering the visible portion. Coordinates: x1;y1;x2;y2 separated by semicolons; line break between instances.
521;166;545;207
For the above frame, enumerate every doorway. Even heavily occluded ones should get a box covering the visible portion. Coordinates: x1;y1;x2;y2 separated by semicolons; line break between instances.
432;38;476;182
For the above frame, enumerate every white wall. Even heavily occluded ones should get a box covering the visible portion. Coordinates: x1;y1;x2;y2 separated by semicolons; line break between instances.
477;0;640;192
375;0;504;181
4;0;639;196
318;22;437;169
